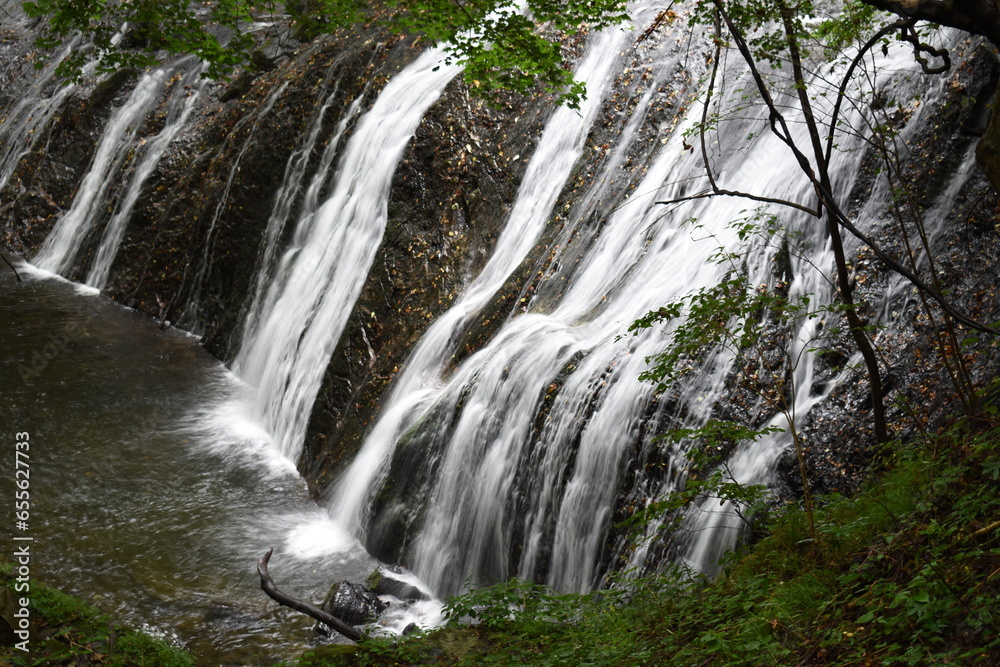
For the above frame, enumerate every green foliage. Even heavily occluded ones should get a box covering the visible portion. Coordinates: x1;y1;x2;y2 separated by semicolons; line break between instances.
625;212;840;539
23;0;261;79
111;633;195;667
618;420;780;544
386;0;628;106
22;0;628;106
444;578;585;629
811;0;880;54
628;213;828;399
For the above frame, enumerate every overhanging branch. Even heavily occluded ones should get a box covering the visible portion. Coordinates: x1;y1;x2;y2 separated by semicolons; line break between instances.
2;255;21;283
705;0;999;336
861;0;1000;48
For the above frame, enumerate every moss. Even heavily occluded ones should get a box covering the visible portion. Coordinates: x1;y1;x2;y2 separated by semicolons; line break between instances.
0;568;195;667
297;643;359;666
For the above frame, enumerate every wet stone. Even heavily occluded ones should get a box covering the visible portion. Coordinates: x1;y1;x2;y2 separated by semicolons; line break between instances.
320;581;388;625
370;570;430;602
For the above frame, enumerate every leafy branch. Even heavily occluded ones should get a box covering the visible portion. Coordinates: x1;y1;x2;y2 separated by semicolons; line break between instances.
628;214;842;540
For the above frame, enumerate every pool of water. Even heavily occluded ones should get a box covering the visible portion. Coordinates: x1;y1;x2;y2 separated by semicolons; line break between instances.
0;260;437;664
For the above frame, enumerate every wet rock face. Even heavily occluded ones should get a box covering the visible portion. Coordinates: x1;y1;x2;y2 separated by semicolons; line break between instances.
0;17;424;351
4;6;1000;592
0;66;137;259
0;7;553;486
102;31;421;358
320;581;388;625
797;37;1000;493
299;77;552;490
370;570;430;602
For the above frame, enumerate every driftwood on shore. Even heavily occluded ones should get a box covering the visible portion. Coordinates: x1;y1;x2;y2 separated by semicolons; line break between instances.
256;548;363;642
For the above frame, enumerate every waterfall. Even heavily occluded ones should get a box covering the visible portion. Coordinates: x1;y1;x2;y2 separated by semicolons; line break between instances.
33;59;203;282
7;0;982;611
326;5;708;595
0;36;85;191
234;45;383;348
329;5;663;535
675;30;969;574
326;20;975;595
87;61;207;289
232;48;463;462
0;0;107;190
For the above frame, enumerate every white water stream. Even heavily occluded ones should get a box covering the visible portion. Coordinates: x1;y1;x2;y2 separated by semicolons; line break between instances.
33;59;205;283
0;36;85;190
324;27;973;596
0;0;103;190
88;61;207;288
330;2;665;534
232;48;463;462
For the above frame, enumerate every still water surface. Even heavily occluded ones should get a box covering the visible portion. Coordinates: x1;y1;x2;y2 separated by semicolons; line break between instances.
0;261;432;664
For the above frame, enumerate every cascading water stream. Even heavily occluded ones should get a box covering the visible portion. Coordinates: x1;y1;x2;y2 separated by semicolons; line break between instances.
0;0;112;191
0;36;85;191
87;61;207;288
331;21;976;597
675;30;971;574
235;45;383;352
33;70;167;275
2;0;987;656
329;4;663;534
325;7;724;595
33;60;202;281
232;48;463;462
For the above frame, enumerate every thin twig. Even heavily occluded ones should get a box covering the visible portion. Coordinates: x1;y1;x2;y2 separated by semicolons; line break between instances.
2;255;22;283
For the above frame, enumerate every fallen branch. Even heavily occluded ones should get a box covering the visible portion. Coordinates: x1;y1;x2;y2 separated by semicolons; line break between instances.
257;548;363;642
2;255;22;283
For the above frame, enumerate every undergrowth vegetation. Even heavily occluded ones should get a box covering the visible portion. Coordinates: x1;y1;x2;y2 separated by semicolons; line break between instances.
0;570;195;667
4;412;998;665
300;413;1000;666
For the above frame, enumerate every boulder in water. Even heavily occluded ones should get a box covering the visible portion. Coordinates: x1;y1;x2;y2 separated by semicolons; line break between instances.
320;581;388;625
367;567;430;601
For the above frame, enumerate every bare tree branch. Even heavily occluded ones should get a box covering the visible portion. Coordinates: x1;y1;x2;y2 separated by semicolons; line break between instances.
824;19;916;167
862;0;1000;47
898;23;951;74
2;255;21;283
655;188;819;216
257;548;363;642
709;0;999;336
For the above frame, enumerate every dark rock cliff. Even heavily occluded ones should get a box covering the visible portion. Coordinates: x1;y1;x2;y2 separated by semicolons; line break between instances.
0;13;552;490
3;7;1000;587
